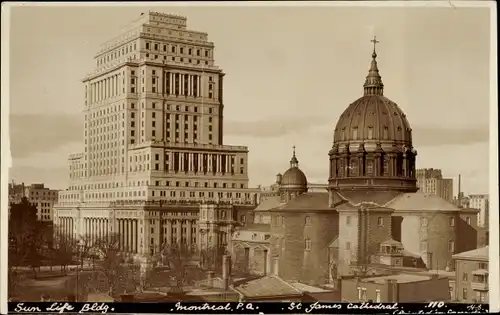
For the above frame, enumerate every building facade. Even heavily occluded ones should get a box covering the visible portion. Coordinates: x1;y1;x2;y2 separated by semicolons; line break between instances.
53;12;259;256
416;169;453;202
468;194;489;228
452;246;489;303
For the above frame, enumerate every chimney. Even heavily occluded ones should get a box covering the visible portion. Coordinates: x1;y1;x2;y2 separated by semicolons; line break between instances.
222;254;232;291
458;174;462;208
385;279;398;303
206;270;215;288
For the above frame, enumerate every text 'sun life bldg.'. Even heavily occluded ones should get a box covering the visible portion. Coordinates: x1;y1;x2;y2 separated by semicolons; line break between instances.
53;12;260;257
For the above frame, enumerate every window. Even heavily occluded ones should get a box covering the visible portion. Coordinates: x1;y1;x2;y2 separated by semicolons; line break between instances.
352;128;358;140
448;240;455;253
449;217;455;227
462;272;468;281
368;127;373;140
421;217;428;227
146;42;150;49
305;239;311;251
346;216;351;226
377;217;384;226
305;216;312;226
462;288;468;300
466;216;471;225
366;160;373;175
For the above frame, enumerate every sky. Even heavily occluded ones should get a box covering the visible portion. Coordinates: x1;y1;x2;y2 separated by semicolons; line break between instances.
5;2;493;195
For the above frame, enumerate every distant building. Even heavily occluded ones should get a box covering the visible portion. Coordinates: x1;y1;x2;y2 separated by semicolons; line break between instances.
8;182;59;222
341;273;451;302
468;194;489;228
24;183;59;221
452;246;489;303
416;169;453;201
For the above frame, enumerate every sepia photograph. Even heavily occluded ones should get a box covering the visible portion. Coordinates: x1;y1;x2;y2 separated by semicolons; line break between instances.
1;1;497;313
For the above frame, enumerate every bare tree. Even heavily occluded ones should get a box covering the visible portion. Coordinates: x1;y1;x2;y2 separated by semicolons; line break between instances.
158;243;199;292
52;226;75;275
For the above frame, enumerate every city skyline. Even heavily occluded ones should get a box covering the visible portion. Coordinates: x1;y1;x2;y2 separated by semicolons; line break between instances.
7;5;491;194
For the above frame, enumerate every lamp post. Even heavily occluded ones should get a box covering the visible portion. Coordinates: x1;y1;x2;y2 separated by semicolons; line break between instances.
75;240;82;302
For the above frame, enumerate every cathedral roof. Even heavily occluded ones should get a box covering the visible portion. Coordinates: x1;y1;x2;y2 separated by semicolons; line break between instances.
270;192;329;211
280;146;308;189
281;167;307;187
254;195;282;212
333;44;412;144
337;190;403;207
385;192;461;211
237;223;270;233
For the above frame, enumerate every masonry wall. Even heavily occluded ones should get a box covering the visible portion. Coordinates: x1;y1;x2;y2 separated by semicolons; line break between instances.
270;211;338;285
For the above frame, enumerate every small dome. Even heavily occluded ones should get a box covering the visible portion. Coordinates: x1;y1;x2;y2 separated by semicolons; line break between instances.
280;146;308;191
282;167;307;187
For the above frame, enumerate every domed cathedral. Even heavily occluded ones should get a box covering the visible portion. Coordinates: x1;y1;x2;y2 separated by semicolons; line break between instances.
278;146;308;202
328;41;417;194
329;38;480;277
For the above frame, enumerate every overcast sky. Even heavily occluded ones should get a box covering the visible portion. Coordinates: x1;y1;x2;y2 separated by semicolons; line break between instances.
5;3;492;195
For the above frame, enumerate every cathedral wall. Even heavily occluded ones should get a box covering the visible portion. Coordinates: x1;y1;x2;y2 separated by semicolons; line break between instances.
456;212;479;254
400;212;457;270
365;210;393;260
301;212;339;285
269;211;338;285
337;211;360;275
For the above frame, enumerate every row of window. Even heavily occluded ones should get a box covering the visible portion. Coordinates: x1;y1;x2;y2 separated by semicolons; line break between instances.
145;42;211;58
97;42;137;66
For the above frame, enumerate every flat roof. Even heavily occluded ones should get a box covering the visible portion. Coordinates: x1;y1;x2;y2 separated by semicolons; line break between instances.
452;246;489;260
361;273;431;284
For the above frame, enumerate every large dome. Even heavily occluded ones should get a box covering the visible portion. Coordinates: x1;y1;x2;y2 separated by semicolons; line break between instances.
333;95;412;144
328;44;417;193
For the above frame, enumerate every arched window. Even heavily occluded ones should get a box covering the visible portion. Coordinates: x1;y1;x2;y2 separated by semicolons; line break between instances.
383;157;389;175
338;159;344;177
350;159;358;177
366;160;374;175
368;127;373;140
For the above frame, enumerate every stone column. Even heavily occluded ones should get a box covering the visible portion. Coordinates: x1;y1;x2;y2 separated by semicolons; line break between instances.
180;74;184;95
187;220;192;246
128;219;132;252
132;220;137;253
180;153;184;172
198;75;202;97
167;220;172;245
176;220;181;244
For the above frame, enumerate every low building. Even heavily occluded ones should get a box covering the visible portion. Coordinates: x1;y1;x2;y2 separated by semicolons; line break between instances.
452;246;489;303
232;223;271;275
341;273;451;302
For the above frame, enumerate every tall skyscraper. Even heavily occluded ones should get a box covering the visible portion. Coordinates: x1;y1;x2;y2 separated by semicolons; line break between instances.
54;12;259;256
